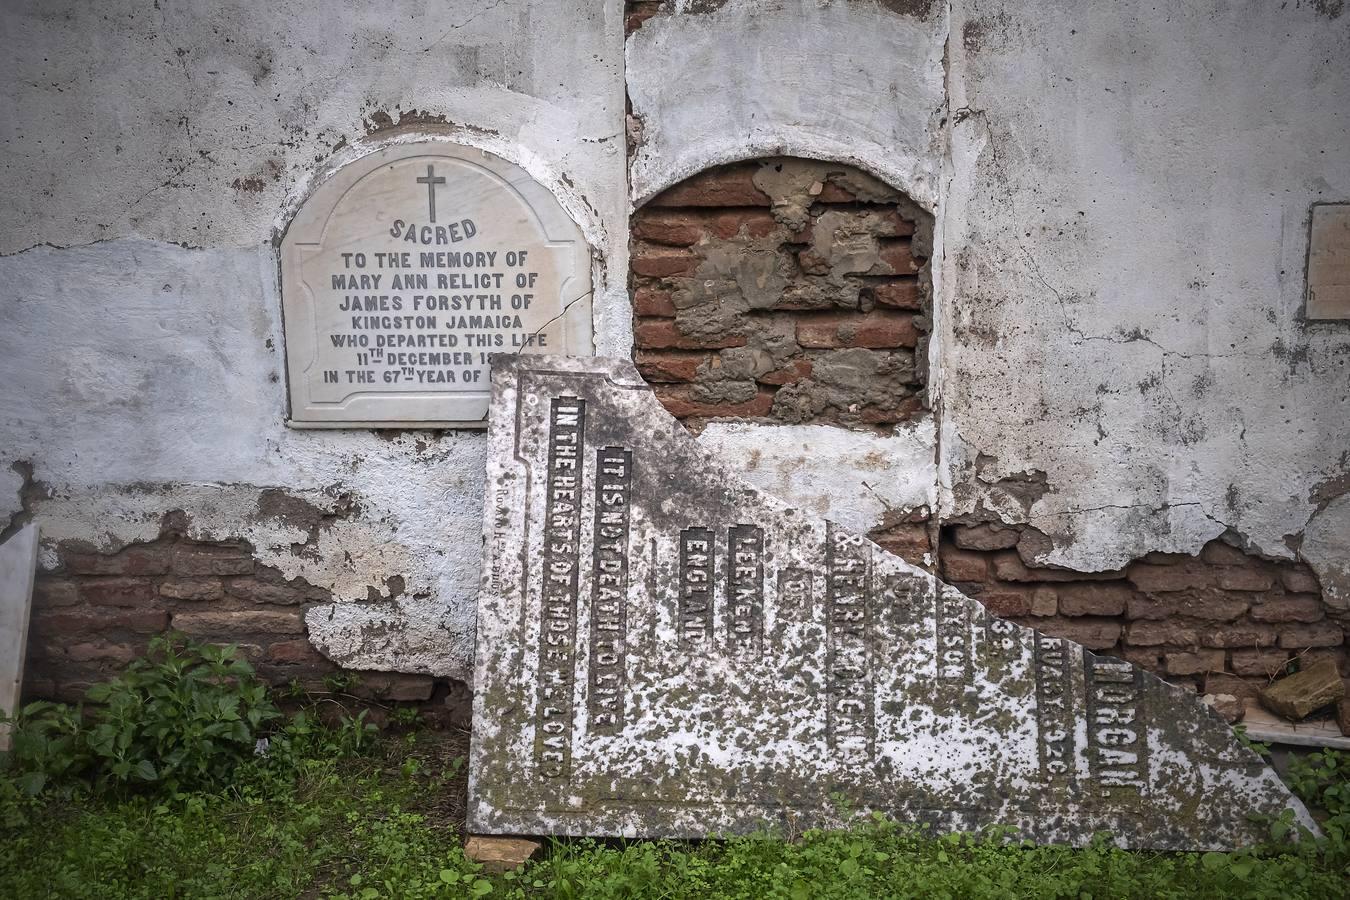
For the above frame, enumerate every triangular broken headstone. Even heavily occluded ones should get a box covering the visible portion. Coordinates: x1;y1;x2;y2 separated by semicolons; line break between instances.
469;355;1315;848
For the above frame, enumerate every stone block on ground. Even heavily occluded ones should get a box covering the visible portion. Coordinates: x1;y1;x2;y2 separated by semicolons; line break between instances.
1259;659;1346;721
464;836;541;874
468;354;1316;850
1201;693;1245;724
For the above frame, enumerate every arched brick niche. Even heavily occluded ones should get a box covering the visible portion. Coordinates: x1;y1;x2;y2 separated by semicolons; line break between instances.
630;157;934;429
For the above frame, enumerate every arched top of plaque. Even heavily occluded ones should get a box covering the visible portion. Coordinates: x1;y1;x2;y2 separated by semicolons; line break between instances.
280;141;593;428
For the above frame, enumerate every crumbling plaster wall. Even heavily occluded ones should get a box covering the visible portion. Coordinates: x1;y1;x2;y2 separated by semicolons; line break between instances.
629;1;1350;597
939;0;1350;584
0;0;630;681
4;0;1349;686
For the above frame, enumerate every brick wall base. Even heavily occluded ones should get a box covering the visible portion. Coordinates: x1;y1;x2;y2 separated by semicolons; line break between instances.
933;523;1346;698
20;519;468;727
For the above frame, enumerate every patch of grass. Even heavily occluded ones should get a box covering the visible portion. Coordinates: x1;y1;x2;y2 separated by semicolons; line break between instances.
3;637;1346;898
3;743;1348;899
0;728;476;899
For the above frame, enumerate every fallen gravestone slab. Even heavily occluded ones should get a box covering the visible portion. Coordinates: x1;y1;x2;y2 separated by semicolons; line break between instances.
468;355;1316;849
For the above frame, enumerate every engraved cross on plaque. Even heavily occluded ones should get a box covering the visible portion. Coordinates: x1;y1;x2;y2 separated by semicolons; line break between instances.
416;164;447;223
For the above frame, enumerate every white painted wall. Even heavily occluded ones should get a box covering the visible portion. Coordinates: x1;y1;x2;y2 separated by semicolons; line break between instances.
937;0;1350;576
3;0;1347;680
631;0;1350;592
0;0;630;680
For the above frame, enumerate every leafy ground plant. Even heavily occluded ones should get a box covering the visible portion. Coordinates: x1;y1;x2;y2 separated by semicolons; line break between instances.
4;739;1349;899
2;634;282;801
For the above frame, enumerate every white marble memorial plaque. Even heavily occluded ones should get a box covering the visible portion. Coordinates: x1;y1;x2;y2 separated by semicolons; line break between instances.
281;142;593;427
470;355;1316;849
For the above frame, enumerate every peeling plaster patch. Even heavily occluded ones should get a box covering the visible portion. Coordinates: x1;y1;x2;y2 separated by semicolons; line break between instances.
29;480;477;678
1303;494;1350;611
696;419;936;534
307;597;473;681
872;0;940;19
1311;0;1345;20
626;0;947;211
0;235;498;678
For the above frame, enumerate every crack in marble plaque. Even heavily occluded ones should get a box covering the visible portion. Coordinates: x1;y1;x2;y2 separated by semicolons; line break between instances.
468;355;1316;848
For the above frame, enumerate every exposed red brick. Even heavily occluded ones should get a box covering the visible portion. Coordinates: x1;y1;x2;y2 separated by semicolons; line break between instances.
796;248;830;276
990;553;1122;583
172;545;255;577
630;157;932;430
1121;647;1164;673
159;578;224;601
1282;570;1321;593
1126;563;1211;592
1056;582;1132;617
350;672;436;703
980;590;1031;618
172;609;306;636
266;639;330;666
32;608;169;635
756;359;813;386
877;210;917;236
633;285;677;317
815;182;856;203
1125;591;1249;622
1200;542;1251;566
1302;649;1350;676
651;385;773;419
80;577;154;608
1035;617;1121;650
632;211;705;247
1278;622;1344;649
951;523;1020;551
1231;649;1292;678
1200;624;1278;649
940;549;988;582
635;350;705;383
1204;673;1264;700
795;311;919;349
1165;650;1225;676
1249;596;1324;623
1125;621;1198;647
647;166;771;207
63;546;170;577
859;396;925;424
868;523;931;567
624;1;662;34
66;642;141;664
1142;551;1190;565
1216;569;1275;592
634;319;746;350
1029;587;1057;617
630;247;700;278
225;577;323;605
33;579;80;608
871;239;920;275
710;209;778;240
